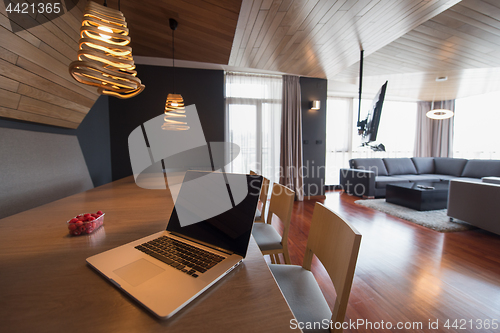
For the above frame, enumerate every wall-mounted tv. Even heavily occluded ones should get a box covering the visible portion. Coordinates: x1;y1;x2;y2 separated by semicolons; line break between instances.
358;81;388;144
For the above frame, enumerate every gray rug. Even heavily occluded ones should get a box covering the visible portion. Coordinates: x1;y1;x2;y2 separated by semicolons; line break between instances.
355;199;476;232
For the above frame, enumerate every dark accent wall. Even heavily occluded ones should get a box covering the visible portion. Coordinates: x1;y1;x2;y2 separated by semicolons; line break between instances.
75;96;112;187
300;77;327;197
0;95;112;188
109;65;225;181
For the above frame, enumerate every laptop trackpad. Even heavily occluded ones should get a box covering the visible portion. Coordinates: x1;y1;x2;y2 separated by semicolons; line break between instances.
113;259;165;287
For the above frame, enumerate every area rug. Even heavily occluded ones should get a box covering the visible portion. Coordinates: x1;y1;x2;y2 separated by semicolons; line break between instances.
354;199;476;232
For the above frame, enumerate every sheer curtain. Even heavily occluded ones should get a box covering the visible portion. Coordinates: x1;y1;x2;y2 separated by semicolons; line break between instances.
325;98;418;185
414;100;454;157
325;97;353;185
454;92;500;159
225;72;282;184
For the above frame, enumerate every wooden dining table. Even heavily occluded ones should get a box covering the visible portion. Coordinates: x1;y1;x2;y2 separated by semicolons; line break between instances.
0;175;297;332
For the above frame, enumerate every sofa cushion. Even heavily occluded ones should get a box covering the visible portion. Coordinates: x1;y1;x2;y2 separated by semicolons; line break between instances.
461;159;500;178
392;174;442;182
424;174;457;181
374;176;410;189
383;158;417;175
350;158;388;176
411;157;435;174
434;158;468;176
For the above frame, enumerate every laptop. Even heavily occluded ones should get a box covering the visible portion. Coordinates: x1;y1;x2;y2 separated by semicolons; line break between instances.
87;171;263;319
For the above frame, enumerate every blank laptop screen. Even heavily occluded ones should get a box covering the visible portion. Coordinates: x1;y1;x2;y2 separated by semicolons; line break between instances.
166;171;263;257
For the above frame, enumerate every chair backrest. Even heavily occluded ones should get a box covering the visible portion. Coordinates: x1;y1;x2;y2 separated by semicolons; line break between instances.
302;203;362;329
266;183;295;242
259;176;270;215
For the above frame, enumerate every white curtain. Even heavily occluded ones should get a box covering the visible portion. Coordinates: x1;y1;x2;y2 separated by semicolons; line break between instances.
454;92;500;159
414;100;454;157
225;72;282;184
325;98;417;185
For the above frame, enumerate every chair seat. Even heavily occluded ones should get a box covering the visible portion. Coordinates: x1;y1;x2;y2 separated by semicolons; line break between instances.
269;264;332;333
252;223;282;251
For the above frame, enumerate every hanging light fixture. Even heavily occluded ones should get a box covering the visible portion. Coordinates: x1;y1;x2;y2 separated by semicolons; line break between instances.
162;18;189;131
426;77;454;120
69;0;145;99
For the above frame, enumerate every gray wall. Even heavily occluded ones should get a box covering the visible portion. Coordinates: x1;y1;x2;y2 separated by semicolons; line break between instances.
109;65;226;181
0;95;112;219
300;77;328;197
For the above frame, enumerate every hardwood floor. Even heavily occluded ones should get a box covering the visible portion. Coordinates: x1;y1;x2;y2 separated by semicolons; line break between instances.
266;190;500;333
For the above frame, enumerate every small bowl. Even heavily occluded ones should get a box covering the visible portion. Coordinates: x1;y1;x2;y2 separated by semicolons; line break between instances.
67;212;105;236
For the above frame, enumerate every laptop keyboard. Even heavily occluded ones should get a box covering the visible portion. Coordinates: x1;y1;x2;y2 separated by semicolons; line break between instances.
135;236;225;278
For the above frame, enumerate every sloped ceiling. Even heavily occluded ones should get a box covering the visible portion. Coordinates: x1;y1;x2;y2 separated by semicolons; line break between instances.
229;0;500;100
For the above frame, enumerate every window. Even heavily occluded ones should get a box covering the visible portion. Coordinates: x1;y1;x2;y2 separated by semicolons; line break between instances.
454;91;500;159
352;99;417;156
325;97;417;185
225;72;282;183
325;97;353;185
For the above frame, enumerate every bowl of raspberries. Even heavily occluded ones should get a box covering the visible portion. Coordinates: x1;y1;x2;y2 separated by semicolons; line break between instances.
67;210;104;236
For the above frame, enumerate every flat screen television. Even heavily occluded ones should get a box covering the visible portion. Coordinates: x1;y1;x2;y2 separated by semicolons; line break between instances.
358;81;388;144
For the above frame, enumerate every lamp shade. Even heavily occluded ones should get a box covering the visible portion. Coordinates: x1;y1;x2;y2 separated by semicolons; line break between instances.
426;109;454;120
69;1;144;99
162;94;189;131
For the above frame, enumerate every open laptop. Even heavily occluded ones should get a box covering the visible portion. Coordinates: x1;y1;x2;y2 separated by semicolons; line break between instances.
87;171;263;319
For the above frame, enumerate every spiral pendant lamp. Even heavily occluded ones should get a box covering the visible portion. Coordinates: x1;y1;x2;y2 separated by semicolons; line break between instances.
69;0;145;99
162;18;189;131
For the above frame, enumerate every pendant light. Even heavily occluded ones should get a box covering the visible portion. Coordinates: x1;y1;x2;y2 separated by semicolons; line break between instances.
162;18;189;131
426;77;454;120
69;0;145;99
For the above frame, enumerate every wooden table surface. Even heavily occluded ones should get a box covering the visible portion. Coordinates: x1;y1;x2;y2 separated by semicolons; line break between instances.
0;176;296;333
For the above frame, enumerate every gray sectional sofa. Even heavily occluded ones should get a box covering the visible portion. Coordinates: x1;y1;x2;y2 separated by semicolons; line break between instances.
339;157;500;198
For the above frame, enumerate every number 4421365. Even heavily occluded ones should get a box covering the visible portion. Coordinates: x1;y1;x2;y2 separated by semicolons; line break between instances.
444;319;498;330
6;2;61;14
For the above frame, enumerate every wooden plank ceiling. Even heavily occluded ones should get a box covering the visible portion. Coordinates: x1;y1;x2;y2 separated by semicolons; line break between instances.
333;0;500;100
0;0;241;128
124;0;500;101
106;0;242;65
0;0;99;128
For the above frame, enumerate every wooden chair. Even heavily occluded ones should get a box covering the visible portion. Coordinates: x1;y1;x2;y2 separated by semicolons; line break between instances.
252;183;295;264
248;170;270;223
269;203;362;333
254;176;270;223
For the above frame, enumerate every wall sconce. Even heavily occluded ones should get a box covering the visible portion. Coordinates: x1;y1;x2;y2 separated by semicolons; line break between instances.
310;100;320;110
